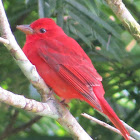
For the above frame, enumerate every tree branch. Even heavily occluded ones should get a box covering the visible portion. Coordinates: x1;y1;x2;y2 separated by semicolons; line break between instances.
0;87;59;118
0;0;49;102
0;0;93;139
121;121;140;140
82;113;121;135
0;37;9;44
104;0;140;42
81;113;138;140
0;86;92;140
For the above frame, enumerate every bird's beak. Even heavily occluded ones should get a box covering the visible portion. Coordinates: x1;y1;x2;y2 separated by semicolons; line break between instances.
16;25;33;35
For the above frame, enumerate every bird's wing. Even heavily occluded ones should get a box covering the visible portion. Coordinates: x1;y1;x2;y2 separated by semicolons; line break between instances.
36;38;103;110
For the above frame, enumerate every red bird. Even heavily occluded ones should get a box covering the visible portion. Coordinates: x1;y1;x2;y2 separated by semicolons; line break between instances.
17;18;129;139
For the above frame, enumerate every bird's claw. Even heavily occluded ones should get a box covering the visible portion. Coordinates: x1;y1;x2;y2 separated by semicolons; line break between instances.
60;99;70;109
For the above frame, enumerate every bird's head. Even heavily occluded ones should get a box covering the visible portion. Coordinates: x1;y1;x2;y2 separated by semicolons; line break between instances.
17;18;65;40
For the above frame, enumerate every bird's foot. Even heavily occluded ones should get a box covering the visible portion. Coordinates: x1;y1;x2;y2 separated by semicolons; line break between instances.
60;99;70;109
46;89;54;102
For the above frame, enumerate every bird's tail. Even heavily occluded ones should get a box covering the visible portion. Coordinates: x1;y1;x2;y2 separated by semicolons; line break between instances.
97;97;129;140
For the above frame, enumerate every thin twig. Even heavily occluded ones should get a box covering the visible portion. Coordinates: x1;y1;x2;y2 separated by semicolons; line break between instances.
11;116;42;135
121;121;140;140
81;113;136;140
2;110;19;133
0;110;19;140
81;113;121;135
0;116;42;140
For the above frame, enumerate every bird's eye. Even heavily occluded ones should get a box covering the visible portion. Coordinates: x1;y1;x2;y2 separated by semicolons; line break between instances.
39;28;46;33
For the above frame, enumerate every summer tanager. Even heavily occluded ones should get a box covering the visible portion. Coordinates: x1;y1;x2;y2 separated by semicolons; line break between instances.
17;18;129;139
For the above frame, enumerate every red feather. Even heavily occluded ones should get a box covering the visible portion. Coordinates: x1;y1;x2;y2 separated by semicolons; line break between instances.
19;18;129;140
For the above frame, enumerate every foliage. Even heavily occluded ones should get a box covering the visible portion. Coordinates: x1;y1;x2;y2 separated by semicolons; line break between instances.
0;0;140;139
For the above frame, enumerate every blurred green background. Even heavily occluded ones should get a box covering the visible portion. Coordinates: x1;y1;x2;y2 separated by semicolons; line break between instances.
0;0;140;139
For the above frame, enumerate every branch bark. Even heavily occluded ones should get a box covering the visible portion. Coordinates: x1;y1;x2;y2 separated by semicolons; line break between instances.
104;0;140;42
0;0;92;139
